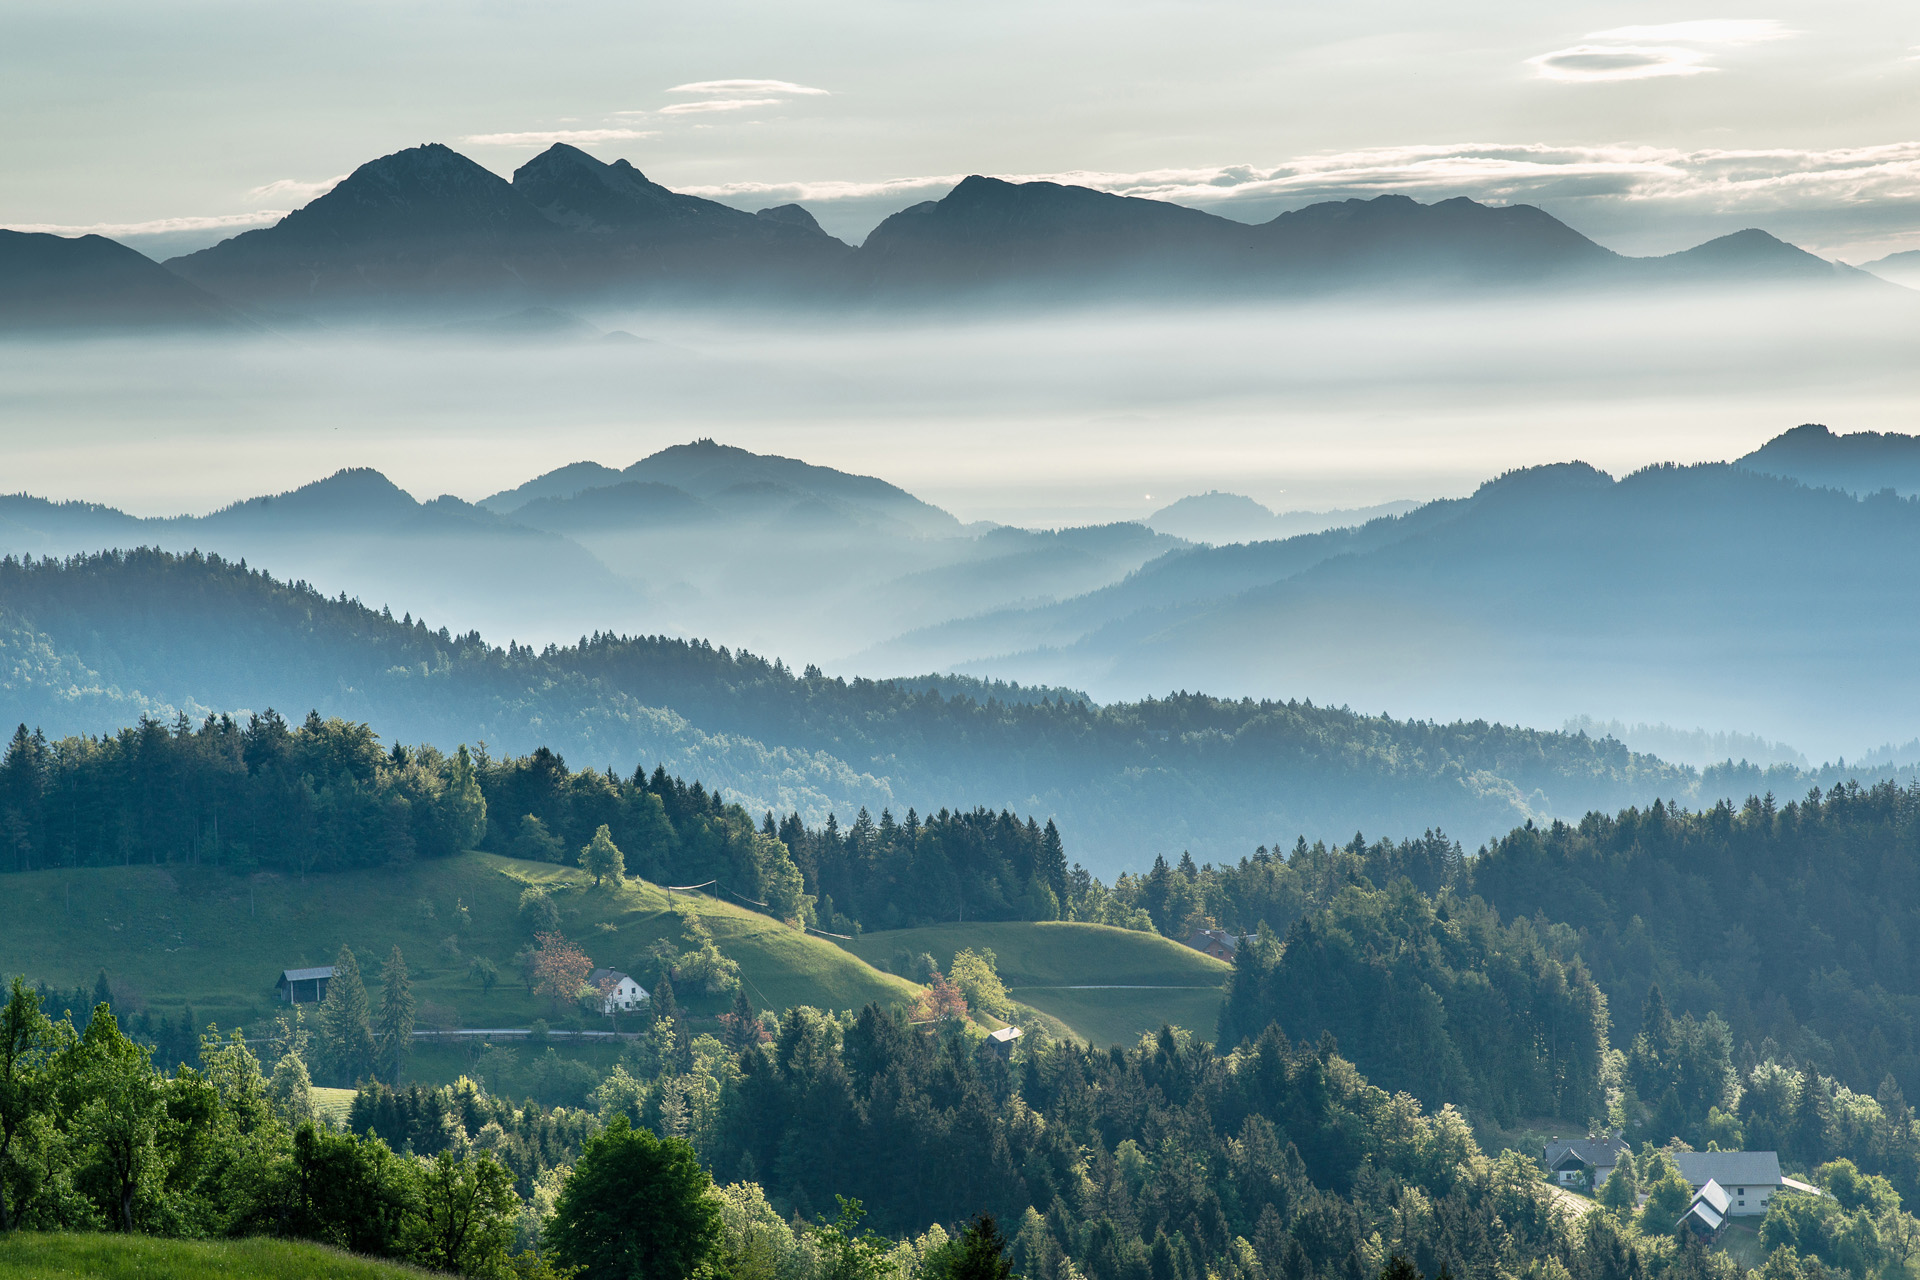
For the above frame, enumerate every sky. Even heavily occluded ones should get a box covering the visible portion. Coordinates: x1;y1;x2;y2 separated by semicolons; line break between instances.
4;0;1919;260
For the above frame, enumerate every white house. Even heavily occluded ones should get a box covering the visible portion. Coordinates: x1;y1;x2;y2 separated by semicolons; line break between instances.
1671;1152;1792;1217
588;968;649;1014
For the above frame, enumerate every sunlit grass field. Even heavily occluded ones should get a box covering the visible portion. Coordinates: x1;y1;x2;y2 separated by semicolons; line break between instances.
0;852;918;1051
842;919;1230;1047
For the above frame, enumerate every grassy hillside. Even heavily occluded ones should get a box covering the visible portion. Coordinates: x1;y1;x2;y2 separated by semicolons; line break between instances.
843;920;1229;1047
0;852;918;1043
0;1233;430;1279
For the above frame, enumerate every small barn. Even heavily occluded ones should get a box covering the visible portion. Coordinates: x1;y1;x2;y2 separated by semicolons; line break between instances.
276;966;335;1004
1679;1179;1732;1242
987;1026;1023;1059
1186;928;1241;962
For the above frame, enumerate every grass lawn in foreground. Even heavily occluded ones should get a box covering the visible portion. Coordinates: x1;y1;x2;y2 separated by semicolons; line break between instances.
0;1233;430;1279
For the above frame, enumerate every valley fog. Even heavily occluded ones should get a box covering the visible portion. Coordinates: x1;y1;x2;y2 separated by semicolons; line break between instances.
4;285;1916;527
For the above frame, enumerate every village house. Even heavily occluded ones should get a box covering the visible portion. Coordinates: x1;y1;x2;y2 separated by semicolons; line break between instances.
1671;1151;1814;1217
275;966;334;1004
588;968;649;1014
1543;1136;1628;1189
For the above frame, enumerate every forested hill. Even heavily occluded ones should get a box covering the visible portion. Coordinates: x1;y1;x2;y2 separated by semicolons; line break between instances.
0;548;1728;870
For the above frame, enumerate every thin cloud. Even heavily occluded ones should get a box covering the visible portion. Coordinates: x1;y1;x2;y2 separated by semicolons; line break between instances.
1529;44;1715;82
1530;17;1795;83
463;128;658;146
657;99;783;116
3;211;285;238
680;140;1920;216
667;79;828;96
246;175;345;203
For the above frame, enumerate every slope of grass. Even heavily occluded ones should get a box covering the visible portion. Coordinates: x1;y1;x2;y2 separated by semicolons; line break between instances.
0;852;917;1043
0;1233;430;1280
841;921;1229;1047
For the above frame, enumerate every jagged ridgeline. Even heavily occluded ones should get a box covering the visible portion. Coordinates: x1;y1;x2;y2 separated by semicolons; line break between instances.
0;548;1715;870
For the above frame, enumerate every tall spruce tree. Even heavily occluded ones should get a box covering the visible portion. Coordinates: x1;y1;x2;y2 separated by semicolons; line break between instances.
378;945;415;1084
317;944;376;1086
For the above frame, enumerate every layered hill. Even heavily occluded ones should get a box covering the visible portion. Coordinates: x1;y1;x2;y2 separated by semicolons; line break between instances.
0;546;1712;870
919;446;1920;758
1738;422;1920;497
0;229;248;331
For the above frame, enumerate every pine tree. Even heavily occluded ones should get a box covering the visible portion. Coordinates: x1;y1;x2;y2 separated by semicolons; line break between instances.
317;944;376;1085
580;824;626;888
378;945;415;1084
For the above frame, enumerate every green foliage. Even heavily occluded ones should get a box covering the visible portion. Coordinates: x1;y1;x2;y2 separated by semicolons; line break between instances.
947;950;1010;1022
1217;881;1609;1125
809;1197;894;1280
406;1148;520;1277
546;1115;722;1280
316;946;375;1087
1598;1147;1638;1213
377;947;415;1085
579;825;625;890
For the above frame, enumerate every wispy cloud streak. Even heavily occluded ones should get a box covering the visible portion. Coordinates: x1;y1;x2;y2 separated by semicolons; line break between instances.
463;128;658;146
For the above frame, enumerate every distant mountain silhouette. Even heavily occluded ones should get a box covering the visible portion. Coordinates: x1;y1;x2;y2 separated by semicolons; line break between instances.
163;142;849;315
1145;491;1422;544
0;466;636;643
1739;423;1920;497
623;439;960;536
918;455;1920;756
86;143;1876;319
168;143;566;313
1649;229;1876;283
1861;248;1920;288
0;229;249;330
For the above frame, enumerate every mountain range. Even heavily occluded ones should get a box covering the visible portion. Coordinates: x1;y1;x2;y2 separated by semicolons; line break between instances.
6;424;1920;784
0;142;1897;328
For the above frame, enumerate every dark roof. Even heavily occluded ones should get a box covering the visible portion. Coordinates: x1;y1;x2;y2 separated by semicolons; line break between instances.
278;966;335;983
588;968;632;985
1545;1137;1627;1169
1673;1152;1782;1188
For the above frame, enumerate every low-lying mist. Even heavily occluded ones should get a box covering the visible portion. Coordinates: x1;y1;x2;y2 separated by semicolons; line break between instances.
4;283;1915;526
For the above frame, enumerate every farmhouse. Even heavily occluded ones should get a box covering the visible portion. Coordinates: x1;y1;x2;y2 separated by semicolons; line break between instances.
1543;1136;1627;1189
588;968;649;1014
1671;1151;1803;1216
275;966;334;1004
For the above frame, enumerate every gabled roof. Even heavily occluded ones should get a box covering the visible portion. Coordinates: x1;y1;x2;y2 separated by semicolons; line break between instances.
1673;1152;1783;1189
989;1027;1023;1044
278;966;335;983
1693;1179;1732;1215
588;968;631;985
1545;1137;1627;1169
1683;1199;1726;1233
